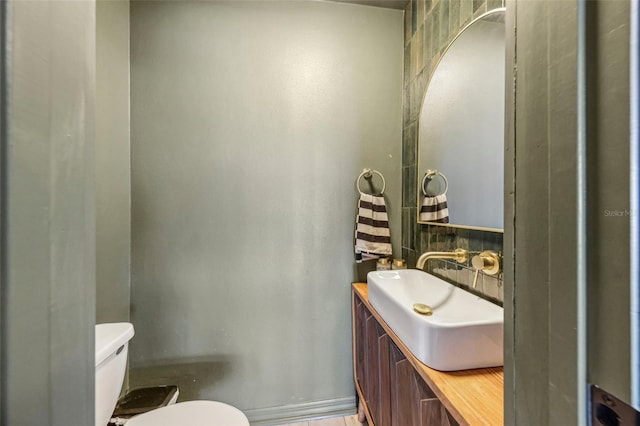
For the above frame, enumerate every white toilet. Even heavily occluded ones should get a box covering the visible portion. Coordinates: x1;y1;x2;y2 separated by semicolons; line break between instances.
95;323;249;426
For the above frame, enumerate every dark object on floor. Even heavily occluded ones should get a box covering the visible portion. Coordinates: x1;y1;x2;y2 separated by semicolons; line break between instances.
113;385;179;418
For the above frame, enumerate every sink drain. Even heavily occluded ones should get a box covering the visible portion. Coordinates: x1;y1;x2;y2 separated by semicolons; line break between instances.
413;303;433;316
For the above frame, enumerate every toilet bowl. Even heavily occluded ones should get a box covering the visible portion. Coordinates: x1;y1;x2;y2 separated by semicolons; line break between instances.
125;400;248;426
95;323;249;426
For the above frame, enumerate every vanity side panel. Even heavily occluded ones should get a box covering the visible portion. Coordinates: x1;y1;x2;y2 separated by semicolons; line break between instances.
354;298;367;399
353;291;375;425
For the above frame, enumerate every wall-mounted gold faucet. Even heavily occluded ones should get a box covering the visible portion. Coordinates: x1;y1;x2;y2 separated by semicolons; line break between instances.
415;248;501;290
471;251;501;288
416;248;501;288
416;248;468;270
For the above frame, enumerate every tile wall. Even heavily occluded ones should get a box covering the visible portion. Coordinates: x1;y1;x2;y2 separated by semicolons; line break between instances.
401;0;504;305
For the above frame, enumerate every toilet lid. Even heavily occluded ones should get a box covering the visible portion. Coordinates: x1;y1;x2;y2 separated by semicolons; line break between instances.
125;401;249;426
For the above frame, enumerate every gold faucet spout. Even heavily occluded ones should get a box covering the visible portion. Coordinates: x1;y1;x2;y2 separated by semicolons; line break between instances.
416;248;468;270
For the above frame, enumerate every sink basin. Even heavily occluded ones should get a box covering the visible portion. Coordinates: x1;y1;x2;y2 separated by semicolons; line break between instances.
367;269;503;371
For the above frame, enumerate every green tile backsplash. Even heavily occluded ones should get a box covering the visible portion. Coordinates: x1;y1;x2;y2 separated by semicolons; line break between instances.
402;0;504;305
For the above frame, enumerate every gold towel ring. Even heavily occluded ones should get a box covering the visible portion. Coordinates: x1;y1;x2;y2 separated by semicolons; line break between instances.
357;168;386;196
421;170;449;196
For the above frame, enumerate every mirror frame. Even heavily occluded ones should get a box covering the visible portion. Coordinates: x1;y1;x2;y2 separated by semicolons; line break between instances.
416;7;506;233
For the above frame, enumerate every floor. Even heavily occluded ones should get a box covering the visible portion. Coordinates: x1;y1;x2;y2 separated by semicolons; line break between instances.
278;414;366;426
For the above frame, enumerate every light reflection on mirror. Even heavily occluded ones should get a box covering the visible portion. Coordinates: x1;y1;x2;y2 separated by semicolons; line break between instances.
417;9;505;232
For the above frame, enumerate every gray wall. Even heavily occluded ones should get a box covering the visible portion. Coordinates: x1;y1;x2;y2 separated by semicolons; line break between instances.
0;0;96;424
506;0;632;424
585;0;631;405
402;0;504;305
129;1;403;422
509;0;572;422
96;0;131;324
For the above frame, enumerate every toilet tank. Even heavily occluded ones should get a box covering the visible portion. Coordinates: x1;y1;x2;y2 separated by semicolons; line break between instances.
95;323;135;426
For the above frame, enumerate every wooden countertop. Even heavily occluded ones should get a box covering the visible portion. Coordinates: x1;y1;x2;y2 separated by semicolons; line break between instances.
352;283;503;426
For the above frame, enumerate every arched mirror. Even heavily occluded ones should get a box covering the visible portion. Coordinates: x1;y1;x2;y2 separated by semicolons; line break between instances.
417;8;505;232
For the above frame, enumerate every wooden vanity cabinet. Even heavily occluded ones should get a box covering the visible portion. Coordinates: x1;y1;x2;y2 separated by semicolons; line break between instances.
353;290;459;426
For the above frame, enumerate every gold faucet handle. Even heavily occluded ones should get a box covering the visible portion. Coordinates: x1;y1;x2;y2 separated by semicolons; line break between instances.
471;251;501;289
472;269;481;289
471;251;501;274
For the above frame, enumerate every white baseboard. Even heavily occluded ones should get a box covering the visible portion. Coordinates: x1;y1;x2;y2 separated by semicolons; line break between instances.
244;396;357;426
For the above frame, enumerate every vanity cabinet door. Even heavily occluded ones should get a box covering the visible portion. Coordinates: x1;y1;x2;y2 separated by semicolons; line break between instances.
365;312;379;422
390;340;459;426
354;296;391;426
420;398;459;426
390;339;416;426
364;313;392;425
353;290;458;426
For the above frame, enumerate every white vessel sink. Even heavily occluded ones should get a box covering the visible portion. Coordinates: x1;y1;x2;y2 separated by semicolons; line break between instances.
367;269;503;371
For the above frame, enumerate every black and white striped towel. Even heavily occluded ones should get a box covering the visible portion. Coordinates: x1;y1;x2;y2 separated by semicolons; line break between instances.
354;194;392;263
419;194;450;223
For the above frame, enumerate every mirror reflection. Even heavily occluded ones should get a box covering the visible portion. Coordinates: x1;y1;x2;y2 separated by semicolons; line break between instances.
417;9;505;231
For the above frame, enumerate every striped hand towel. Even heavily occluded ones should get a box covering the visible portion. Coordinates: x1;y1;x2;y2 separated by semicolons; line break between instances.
419;194;450;223
355;194;392;263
